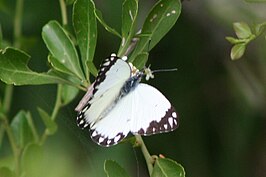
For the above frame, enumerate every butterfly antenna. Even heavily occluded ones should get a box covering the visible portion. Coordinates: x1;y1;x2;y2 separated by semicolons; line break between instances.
151;68;178;73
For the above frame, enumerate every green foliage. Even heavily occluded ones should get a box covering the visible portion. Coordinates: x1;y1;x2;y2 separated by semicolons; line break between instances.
226;22;266;60
10;111;35;148
37;108;57;135
104;160;131;177
73;0;97;79
0;167;15;177
152;158;185;177
0;48;71;85
42;20;85;80
130;0;182;62
117;0;138;56
95;9;121;38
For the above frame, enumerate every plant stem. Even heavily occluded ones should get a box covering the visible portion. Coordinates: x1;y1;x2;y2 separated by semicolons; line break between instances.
40;84;62;145
135;135;154;176
51;84;62;121
59;0;68;26
1;117;20;176
3;85;13;114
14;0;24;48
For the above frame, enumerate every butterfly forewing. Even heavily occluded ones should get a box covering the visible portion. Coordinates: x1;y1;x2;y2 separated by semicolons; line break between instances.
77;55;131;129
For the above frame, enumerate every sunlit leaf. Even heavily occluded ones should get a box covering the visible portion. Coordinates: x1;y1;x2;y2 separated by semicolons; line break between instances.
0;47;71;85
254;22;266;36
95;9;121;38
118;0;138;56
230;43;246;60
233;22;252;39
225;36;243;44
42;20;85;80
73;0;97;79
37;108;57;135
104;160;131;177
10;110;34;148
152;158;185;177
130;0;181;62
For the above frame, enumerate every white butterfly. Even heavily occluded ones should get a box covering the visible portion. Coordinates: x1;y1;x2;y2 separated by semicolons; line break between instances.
76;53;179;147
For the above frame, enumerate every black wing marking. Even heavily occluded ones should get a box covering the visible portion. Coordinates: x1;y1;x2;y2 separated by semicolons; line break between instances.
136;106;179;135
90;129;126;147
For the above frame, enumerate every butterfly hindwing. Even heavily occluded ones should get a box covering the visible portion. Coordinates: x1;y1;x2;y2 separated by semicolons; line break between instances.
88;83;178;147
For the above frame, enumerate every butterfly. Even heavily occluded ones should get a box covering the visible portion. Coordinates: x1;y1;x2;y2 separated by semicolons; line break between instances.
75;53;179;147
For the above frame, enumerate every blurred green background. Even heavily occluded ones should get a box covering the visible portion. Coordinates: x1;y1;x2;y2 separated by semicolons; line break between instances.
0;0;266;177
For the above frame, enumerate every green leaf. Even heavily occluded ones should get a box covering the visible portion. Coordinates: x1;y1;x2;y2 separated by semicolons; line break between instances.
130;0;181;62
37;108;57;135
73;0;97;80
230;43;246;60
225;36;244;44
118;0;138;56
233;22;252;39
42;20;85;80
48;55;73;76
61;84;79;106
21;143;43;177
87;61;98;77
104;160;131;177
254;22;266;36
0;167;15;177
95;9;122;38
10;111;34;148
0;47;71;85
133;52;149;69
152;158;185;177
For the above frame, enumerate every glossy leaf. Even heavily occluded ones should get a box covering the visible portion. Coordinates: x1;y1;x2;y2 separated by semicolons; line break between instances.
233;22;252;39
37;108;57;135
230;43;246;60
21;143;43;177
0;167;15;177
152;158;185;177
130;0;181;62
95;9;121;38
10;111;34;148
225;36;244;44
104;160;130;177
0;47;71;85
118;0;138;56
61;84;79;106
73;0;97;79
48;55;73;76
42;20;85;80
133;52;149;69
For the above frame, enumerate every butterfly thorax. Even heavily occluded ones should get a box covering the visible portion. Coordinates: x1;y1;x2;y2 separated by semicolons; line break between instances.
121;72;142;96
